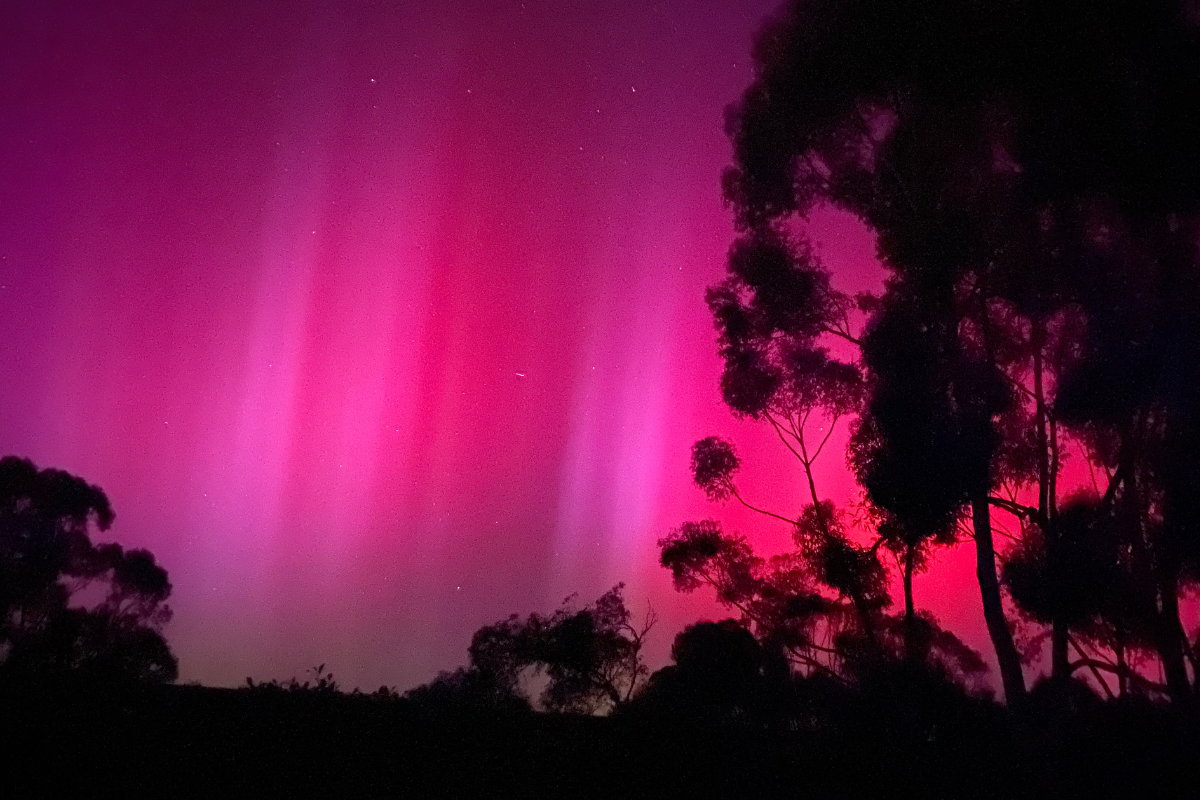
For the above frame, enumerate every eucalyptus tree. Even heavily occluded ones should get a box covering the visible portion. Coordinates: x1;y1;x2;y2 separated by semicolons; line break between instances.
0;456;177;683
664;246;986;681
712;0;1200;703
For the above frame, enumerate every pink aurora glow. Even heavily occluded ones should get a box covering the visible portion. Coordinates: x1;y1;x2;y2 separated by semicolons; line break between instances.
0;1;1001;690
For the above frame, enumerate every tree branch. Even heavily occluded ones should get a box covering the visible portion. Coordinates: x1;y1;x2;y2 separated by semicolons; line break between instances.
1068;636;1116;699
809;413;842;462
729;486;798;527
987;496;1038;521
764;411;807;464
820;324;862;347
1068;658;1168;695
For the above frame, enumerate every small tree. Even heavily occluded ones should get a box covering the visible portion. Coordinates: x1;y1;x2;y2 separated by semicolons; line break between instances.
0;456;177;684
449;584;655;714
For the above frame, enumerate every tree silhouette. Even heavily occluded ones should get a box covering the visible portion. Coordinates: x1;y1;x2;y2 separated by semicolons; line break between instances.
0;456;176;683
629;619;794;727
1001;497;1163;698
847;296;1007;666
422;584;655;714
672;254;988;681
658;516;987;690
403;665;531;714
674;215;907;674
713;0;1200;704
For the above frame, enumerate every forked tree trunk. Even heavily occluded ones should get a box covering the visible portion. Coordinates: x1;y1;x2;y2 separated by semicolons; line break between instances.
972;498;1026;704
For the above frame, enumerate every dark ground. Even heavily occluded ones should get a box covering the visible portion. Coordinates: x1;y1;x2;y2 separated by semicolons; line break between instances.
3;682;1197;799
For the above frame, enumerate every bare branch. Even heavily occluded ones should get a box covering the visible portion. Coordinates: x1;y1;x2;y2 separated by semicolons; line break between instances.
809;413;842;462
728;485;799;527
764;411;807;464
1069;658;1168;695
820;324;862;347
987;496;1038;521
1068;636;1116;699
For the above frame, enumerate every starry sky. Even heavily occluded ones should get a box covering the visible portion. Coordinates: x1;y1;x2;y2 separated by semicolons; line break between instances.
0;0;990;691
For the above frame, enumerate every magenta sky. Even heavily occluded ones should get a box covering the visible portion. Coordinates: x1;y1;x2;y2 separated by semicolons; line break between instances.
0;0;990;691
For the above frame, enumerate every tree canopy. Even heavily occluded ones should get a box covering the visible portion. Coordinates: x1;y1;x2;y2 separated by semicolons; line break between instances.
414;584;655;714
665;0;1200;704
0;455;177;684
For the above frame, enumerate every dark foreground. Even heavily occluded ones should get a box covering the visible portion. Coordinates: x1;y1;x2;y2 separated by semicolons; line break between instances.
4;682;1198;799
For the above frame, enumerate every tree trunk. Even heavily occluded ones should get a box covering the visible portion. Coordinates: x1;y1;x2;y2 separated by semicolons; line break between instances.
1115;632;1128;697
1033;324;1051;523
1156;577;1192;703
972;498;1026;704
1051;622;1070;684
903;545;917;663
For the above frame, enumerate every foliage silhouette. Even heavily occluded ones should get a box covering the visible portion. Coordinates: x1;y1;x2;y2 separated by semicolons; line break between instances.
627;619;800;730
245;663;343;694
701;0;1200;705
658;518;987;691
8;674;1200;799
411;584;655;714
0;455;177;684
403;665;531;715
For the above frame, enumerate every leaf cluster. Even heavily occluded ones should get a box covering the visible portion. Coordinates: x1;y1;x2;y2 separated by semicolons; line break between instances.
707;228;863;421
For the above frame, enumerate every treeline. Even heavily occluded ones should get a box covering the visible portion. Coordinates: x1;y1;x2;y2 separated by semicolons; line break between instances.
5;638;1198;798
6;450;1197;796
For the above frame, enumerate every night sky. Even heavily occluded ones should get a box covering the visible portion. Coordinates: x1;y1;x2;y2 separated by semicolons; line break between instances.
0;0;987;691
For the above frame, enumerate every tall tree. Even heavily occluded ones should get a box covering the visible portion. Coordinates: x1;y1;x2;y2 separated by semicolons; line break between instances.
701;225;864;557
719;0;1200;704
670;210;987;681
